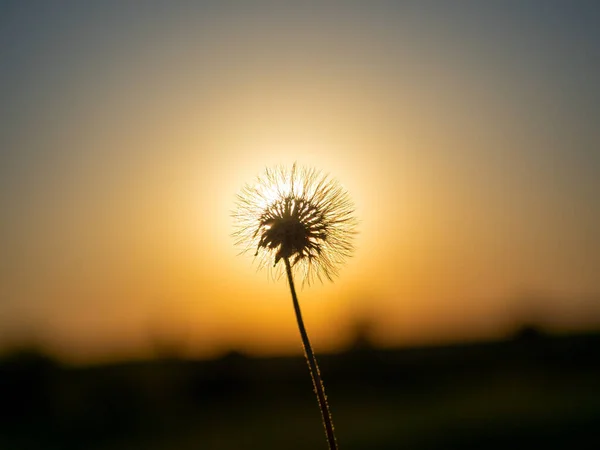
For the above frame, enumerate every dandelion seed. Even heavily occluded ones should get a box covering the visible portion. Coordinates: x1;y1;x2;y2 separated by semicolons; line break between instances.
233;163;357;284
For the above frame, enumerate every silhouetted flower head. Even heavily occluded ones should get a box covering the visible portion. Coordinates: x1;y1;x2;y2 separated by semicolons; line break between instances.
233;163;357;283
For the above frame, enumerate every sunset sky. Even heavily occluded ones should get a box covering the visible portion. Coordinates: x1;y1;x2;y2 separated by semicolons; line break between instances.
2;1;600;363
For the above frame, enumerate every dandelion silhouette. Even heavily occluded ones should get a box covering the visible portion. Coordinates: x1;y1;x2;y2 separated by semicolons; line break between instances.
233;163;357;449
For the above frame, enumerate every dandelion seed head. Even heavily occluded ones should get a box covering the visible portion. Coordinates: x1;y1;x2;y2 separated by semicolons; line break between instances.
233;163;357;284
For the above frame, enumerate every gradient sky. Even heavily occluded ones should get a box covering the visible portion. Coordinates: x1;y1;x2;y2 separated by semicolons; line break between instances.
2;1;600;363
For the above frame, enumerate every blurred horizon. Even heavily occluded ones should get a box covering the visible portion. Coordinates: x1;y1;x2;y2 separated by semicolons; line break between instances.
2;328;600;449
2;303;599;367
2;1;600;365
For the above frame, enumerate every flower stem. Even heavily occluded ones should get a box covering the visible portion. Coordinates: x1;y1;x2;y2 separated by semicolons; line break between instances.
284;257;339;450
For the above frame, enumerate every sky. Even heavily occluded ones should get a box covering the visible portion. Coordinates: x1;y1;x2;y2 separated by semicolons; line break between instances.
1;1;600;363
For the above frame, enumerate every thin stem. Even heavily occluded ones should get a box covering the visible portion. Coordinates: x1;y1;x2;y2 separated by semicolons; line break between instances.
284;258;338;450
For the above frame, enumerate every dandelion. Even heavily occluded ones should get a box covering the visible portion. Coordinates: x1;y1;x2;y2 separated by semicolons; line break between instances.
233;163;357;450
234;163;356;284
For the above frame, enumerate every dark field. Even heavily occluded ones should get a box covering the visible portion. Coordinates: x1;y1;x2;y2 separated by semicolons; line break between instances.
2;330;600;450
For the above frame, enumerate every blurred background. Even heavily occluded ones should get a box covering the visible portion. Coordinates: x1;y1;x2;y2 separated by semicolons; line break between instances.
1;1;600;448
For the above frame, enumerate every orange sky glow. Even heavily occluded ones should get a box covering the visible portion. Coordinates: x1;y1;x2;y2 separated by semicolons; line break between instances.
2;2;600;364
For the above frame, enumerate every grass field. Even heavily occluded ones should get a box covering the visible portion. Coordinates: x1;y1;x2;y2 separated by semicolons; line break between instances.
2;331;599;449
